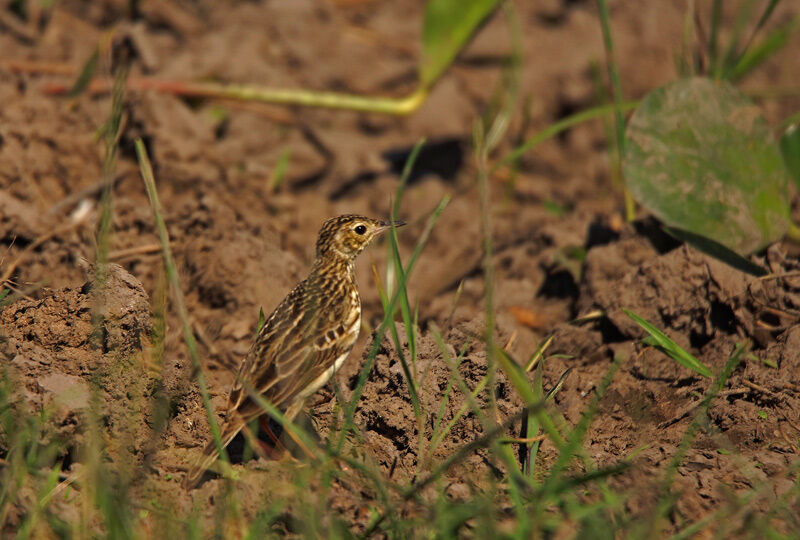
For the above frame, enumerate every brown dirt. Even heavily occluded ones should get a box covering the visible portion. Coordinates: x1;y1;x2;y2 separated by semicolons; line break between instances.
2;0;800;535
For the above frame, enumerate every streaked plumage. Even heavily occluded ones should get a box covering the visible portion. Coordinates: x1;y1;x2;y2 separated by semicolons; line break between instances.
184;215;403;487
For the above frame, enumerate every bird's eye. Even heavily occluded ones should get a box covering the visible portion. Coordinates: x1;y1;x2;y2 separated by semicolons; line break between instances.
354;225;367;235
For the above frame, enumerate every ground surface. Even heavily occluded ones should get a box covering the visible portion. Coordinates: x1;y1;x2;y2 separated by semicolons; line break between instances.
1;0;800;536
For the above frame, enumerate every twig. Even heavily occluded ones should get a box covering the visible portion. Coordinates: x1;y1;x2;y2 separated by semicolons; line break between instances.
0;11;37;43
758;270;800;281
108;243;161;261
742;379;774;396
2;59;75;75
48;172;131;215
1;215;91;284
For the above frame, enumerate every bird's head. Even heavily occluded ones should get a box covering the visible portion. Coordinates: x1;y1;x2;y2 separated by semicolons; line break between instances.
315;214;405;261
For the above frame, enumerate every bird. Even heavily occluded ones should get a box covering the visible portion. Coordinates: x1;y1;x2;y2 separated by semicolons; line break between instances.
183;214;404;487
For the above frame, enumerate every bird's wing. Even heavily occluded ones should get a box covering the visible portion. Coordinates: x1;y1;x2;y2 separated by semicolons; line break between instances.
226;279;354;424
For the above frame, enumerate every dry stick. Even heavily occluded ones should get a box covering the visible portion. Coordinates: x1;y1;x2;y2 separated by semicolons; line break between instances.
108;243;161;261
2;59;76;75
48;172;131;216
134;139;231;475
0;215;90;284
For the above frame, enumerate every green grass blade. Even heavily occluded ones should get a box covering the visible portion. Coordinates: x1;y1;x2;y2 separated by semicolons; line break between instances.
134;139;230;471
385;139;427;417
708;0;723;74
781;123;800;193
67;47;99;98
716;0;756;78
336;195;449;453
540;358;621;498
646;343;746;537
623;309;712;377
495;347;565;449
595;0;635;220
267;147;291;193
662;227;768;277
493;101;638;173
728;14;800;81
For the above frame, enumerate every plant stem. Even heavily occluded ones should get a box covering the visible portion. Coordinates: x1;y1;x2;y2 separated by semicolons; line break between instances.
134;139;230;472
492;101;639;173
44;78;429;115
596;0;635;221
786;222;800;243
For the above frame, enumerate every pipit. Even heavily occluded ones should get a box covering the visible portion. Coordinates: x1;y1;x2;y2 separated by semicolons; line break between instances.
184;214;404;487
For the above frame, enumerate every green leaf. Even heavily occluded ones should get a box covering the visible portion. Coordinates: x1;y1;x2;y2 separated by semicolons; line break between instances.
662;226;768;277
67;47;99;98
624;77;790;255
727;14;800;82
268;148;291;193
623;309;712;378
780;124;800;190
420;0;502;88
256;307;266;334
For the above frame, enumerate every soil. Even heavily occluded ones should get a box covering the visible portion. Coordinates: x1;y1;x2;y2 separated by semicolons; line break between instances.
2;0;800;536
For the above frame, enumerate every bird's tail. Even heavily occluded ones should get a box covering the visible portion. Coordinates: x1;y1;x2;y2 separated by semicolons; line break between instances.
182;424;241;489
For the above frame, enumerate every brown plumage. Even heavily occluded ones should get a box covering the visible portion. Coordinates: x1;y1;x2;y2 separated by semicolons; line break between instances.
183;215;404;487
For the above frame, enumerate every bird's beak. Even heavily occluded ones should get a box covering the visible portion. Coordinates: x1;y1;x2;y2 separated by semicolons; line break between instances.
378;220;406;232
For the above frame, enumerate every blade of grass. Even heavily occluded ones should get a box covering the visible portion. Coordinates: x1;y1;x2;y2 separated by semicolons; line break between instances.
522;361;543;477
361;397;550;538
492;101;639;173
428;326;531;489
715;0;756;78
236;378;400;526
267;148;291;193
524;334;555;372
733;0;782;67
727;13;800;82
644;343;746;537
85;58;136;539
539;357;622;500
335;195;449;453
426;341;473;460
134;139;230;472
595;0;635;221
623;309;712;377
494;347;564;449
708;0;723;73
67;47;99;98
473;17;521;454
678;0;698;77
387;138;427;416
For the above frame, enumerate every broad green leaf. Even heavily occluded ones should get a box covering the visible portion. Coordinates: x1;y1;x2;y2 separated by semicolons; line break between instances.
420;0;502;88
624;77;790;255
623;309;712;378
663;226;767;277
780;124;800;189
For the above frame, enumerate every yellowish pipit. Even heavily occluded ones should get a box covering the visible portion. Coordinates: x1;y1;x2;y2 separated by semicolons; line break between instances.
184;214;404;487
